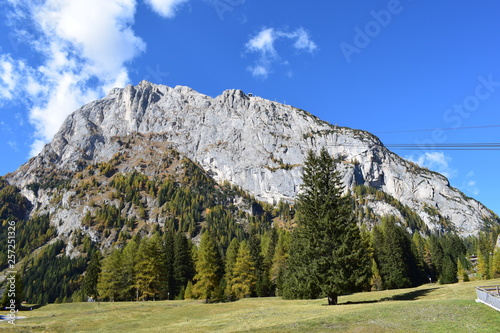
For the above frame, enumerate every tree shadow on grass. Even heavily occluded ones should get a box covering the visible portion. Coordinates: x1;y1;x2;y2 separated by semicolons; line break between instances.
335;287;438;306
382;288;437;301
3;304;45;311
339;300;379;305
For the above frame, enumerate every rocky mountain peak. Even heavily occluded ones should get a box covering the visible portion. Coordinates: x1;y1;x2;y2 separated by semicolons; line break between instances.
5;82;499;237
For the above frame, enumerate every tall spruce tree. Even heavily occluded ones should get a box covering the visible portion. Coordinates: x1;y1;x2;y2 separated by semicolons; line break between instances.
439;255;458;284
173;232;194;298
429;235;444;279
163;230;176;298
122;236;140;300
193;232;222;303
97;249;123;301
282;148;371;305
230;241;257;299
261;229;278;296
248;232;268;297
224;238;240;300
490;248;500;279
439;234;466;284
82;251;101;301
412;232;431;282
270;229;290;295
373;218;412;289
134;234;167;301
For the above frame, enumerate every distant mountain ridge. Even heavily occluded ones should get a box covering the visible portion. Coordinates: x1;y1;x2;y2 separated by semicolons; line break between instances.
5;81;499;237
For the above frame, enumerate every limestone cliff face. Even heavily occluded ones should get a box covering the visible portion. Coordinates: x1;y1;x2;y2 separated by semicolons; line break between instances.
6;81;497;236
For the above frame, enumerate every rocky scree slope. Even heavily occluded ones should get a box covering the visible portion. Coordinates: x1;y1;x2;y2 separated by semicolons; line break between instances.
5;81;498;236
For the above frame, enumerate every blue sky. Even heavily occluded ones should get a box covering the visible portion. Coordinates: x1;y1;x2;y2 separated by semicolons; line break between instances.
1;0;500;214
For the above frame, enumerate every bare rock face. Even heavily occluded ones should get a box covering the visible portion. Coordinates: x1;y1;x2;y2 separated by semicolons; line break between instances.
6;81;498;236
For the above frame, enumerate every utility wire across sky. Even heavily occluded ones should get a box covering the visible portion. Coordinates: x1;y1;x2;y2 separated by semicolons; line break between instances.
364;124;500;150
373;124;500;134
384;143;500;151
335;143;500;151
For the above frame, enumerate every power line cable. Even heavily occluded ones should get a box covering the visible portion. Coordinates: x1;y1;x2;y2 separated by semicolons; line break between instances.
385;143;500;150
373;124;500;134
328;143;500;151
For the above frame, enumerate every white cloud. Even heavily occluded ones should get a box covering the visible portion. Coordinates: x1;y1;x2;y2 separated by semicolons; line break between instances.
406;152;457;179
7;141;18;152
33;0;146;94
26;75;46;97
0;54;20;100
2;0;146;156
291;28;317;53
462;171;480;196
246;28;277;57
245;27;317;78
247;65;269;79
144;0;189;18
2;0;187;157
29;139;47;157
29;72;100;156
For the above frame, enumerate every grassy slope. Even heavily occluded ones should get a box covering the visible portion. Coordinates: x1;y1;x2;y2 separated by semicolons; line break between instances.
2;279;500;333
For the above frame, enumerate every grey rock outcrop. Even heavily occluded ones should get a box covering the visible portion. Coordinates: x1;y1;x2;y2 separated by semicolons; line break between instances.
6;81;497;236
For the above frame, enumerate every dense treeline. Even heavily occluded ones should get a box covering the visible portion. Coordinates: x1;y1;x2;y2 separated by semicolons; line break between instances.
94;232;195;301
466;226;500;280
88;207;493;304
15;215;56;262
87;150;500;304
2;149;500;305
0;179;56;270
370;216;467;289
0;215;56;271
91;228;283;302
68;157;280;303
21;240;88;304
15;220;499;305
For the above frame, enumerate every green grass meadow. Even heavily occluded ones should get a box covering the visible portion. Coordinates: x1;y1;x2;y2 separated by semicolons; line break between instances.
2;279;499;332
